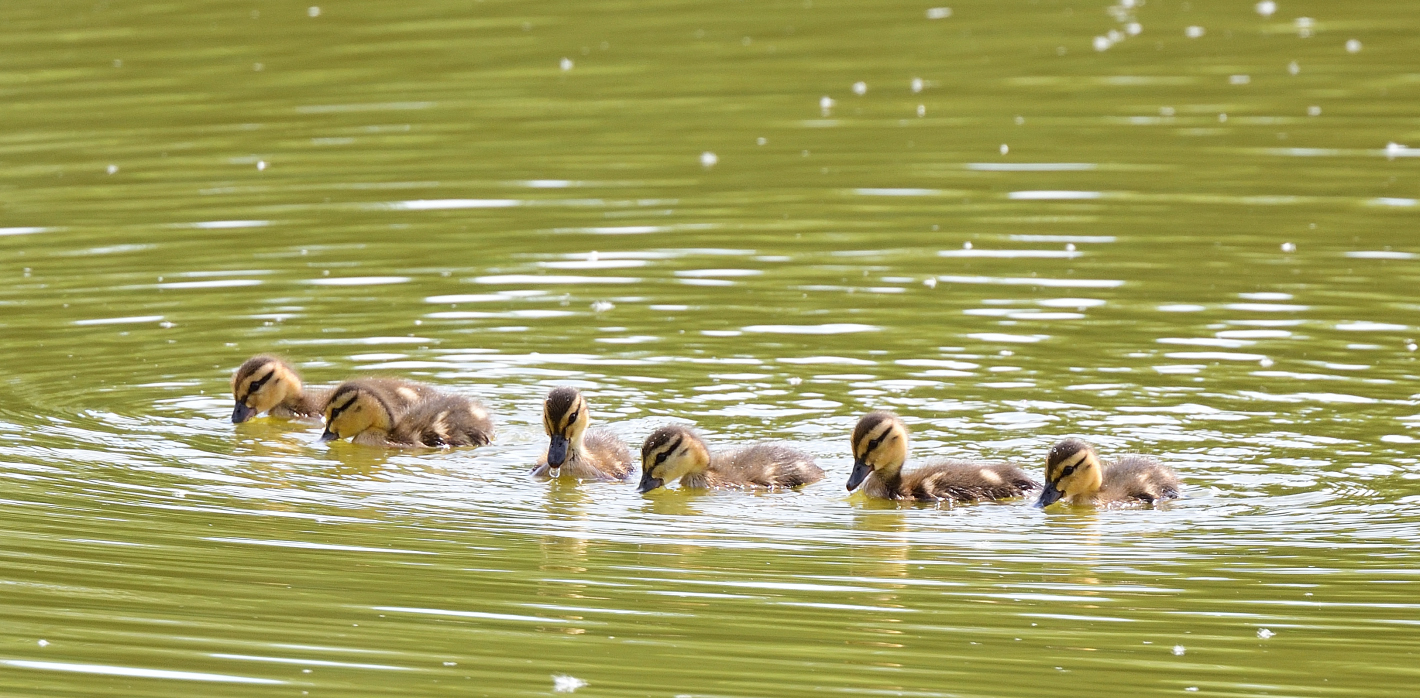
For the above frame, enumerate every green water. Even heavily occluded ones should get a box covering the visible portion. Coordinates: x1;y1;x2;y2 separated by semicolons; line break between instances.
3;0;1420;695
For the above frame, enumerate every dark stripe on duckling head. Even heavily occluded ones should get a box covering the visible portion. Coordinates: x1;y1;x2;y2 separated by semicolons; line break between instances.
545;387;581;428
641;426;690;465
239;370;274;402
1047;438;1095;470
853;411;898;451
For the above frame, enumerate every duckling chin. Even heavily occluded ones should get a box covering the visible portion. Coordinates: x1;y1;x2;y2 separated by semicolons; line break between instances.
231;355;329;423
848;411;1038;503
319;378;493;448
1035;438;1180;508
637;424;824;493
531;386;634;481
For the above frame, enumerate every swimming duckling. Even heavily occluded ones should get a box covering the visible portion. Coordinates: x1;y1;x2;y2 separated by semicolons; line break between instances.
531;387;634;481
637;424;824;493
848;411;1039;502
1034;438;1180;508
231;354;329;423
319;379;494;448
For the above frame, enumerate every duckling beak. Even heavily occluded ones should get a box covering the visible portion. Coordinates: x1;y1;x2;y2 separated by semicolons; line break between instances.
1034;480;1064;508
318;429;339;443
547;435;570;468
636;473;663;494
231;403;256;423
846;460;872;491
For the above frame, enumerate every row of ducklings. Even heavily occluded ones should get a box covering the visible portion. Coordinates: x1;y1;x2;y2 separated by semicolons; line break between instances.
231;355;1181;507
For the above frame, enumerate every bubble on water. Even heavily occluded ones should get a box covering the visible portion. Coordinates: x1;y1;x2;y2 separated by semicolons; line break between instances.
1385;142;1407;160
1160;106;1176;116
1230;74;1251;85
548;672;582;689
307;6;320;17
1260;357;1274;367
257;160;267;171
923;277;938;288
1093;35;1112;52
443;662;457;667
560;57;574;71
37;640;48;647
852;81;867;95
756;137;767;145
591;300;615;312
999;349;1014;357
963;241;973;250
1288;60;1300;75
700;151;718;167
926;7;952;19
1065;243;1076;252
1406;343;1417;352
999;143;1009;155
1307;105;1321;116
917;104;926;117
160;321;175;329
1186;689;1199;693
1257;628;1275;639
106;164;118;175
1172;645;1186;656
1256;0;1277;17
819;96;835;115
911;77;924;93
1296;17;1313;38
1281;242;1296;252
1126;22;1142;36
1218;113;1228;123
1346;39;1362;53
787;376;803;385
1015;115;1025;125
1185;26;1205;38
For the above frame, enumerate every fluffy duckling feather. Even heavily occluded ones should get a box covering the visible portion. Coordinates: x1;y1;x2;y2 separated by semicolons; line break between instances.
531;387;634;481
1035;438;1180;508
319;378;493;448
638;425;824;493
231;354;329;423
848;411;1038;502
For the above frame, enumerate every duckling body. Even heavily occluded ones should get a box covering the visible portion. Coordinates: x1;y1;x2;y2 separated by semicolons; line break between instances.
1035;439;1180;508
638;425;824;493
848;411;1038;503
230;355;329;423
320;378;493;448
532;387;633;481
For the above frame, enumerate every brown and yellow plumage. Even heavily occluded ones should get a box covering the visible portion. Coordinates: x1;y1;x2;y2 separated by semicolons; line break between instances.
1035;438;1180;508
638;424;824;493
230;354;329;423
319;378;493;448
848;411;1039;503
531;387;634;481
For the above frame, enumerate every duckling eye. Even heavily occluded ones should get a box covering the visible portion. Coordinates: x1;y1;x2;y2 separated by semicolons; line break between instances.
1061;465;1077;477
246;373;273;396
567;410;580;424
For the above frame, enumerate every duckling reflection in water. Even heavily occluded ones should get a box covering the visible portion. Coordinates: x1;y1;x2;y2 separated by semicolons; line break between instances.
1035;438;1180;508
319;378;494;448
531;387;634;481
637;424;824;493
230;355;329;423
848;411;1039;502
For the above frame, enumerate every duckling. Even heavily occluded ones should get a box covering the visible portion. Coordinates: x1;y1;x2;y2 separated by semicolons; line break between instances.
637;424;824;493
318;378;494;448
1034;438;1180;508
531;387;634;481
848;411;1039;502
230;354;329;423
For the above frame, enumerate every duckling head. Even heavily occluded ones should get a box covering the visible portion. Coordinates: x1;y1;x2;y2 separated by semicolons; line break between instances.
1035;438;1104;508
848;411;909;491
638;425;710;493
320;383;394;442
543;386;590;472
231;355;303;423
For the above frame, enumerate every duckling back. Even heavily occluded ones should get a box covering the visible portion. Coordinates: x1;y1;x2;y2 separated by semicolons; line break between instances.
1098;455;1180;505
691;443;824;489
389;393;494;448
890;460;1039;503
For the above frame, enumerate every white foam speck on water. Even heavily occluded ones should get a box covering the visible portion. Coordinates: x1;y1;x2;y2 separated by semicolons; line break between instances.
1289;61;1301;75
560;57;573;71
1173;645;1186;656
700;151;718;167
819;96;835;110
1346;39;1362;53
1307;105;1321;115
917;104;926;116
1256;0;1277;17
911;77;924;92
923;277;937;288
2;660;284;684
926;7;952;19
307;6;320;17
852;81;867;95
1127;22;1141;35
1257;628;1275;639
106;164;118;174
1185;26;1205;38
1369;198;1417;207
1281;241;1297;252
256;160;266;170
999;143;1009;154
553;675;588;693
37;640;48;647
1230;74;1251;85
590;301;615;312
1093;35;1112;52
